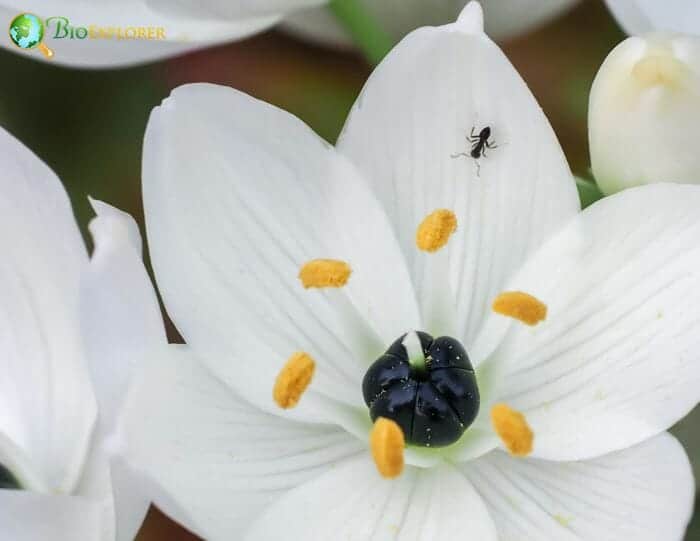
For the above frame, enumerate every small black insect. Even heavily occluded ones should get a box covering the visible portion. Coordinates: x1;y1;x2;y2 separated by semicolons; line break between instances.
362;332;480;448
452;126;498;175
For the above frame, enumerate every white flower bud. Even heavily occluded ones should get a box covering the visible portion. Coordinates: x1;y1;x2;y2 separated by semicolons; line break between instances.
589;33;700;195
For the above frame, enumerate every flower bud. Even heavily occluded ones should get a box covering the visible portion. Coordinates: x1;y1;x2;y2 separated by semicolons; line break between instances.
589;33;700;195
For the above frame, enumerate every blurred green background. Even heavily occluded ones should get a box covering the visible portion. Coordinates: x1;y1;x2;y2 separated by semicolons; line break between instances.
0;0;697;539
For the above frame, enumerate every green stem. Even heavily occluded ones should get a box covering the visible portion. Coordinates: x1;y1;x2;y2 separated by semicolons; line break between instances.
575;176;604;209
328;0;394;65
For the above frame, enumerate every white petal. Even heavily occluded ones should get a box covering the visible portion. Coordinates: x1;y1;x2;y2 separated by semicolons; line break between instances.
337;3;579;358
120;345;364;540
0;490;103;541
589;33;700;195
109;457;153;541
146;0;323;19
283;0;579;46
283;1;468;48
672;404;700;485
0;127;95;492
604;0;700;35
244;454;498;541
74;439;152;541
81;199;165;432
74;200;162;540
490;183;700;460
143;83;419;421
479;0;580;40
462;433;694;541
0;2;283;68
73;445;116;541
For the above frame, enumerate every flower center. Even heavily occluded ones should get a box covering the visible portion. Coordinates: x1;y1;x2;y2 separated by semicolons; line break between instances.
362;331;479;448
0;462;21;490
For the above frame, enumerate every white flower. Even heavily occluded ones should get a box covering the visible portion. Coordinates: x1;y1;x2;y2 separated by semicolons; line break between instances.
1;0;577;68
122;4;698;540
589;32;700;195
283;0;580;48
604;0;700;35
0;126;164;540
0;0;283;68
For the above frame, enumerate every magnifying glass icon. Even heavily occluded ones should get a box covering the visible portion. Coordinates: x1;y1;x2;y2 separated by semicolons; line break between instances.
9;13;54;59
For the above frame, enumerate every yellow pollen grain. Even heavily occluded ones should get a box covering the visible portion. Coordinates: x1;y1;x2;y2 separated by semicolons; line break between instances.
491;403;534;457
272;352;315;409
298;259;351;289
492;291;547;326
554;514;573;528
370;417;405;479
415;209;457;252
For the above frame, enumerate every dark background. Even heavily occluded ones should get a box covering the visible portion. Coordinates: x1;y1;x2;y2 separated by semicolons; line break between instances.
0;0;697;538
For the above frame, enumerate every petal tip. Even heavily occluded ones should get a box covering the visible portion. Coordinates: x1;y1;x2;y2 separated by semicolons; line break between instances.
87;196;108;217
87;200;142;256
456;1;484;34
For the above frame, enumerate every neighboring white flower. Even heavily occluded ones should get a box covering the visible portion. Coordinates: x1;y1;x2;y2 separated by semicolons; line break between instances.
283;0;580;47
0;126;164;540
0;0;285;68
122;4;698;540
589;32;700;195
604;0;700;35
0;0;577;67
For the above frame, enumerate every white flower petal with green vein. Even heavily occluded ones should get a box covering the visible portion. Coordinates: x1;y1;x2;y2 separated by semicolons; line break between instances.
462;433;694;541
489;184;700;461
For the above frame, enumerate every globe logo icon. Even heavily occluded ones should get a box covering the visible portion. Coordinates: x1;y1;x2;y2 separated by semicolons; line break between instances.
9;13;54;58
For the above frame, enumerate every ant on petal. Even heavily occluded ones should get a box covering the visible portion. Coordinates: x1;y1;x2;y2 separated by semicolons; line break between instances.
452;126;498;176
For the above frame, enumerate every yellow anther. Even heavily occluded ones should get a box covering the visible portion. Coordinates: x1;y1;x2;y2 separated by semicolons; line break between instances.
298;259;351;289
492;291;547;326
415;209;457;252
370;417;405;479
273;352;315;409
491;403;534;457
